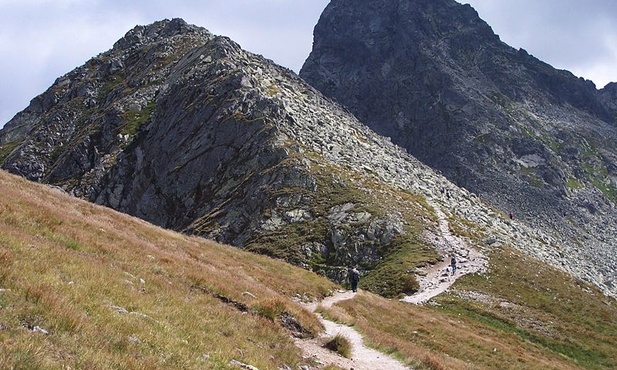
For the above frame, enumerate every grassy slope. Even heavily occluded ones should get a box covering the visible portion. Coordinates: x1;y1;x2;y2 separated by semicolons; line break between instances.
0;170;337;369
325;248;617;370
1;169;616;370
240;153;439;297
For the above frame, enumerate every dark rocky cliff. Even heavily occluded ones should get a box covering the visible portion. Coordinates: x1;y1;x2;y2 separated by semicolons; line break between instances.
301;0;617;293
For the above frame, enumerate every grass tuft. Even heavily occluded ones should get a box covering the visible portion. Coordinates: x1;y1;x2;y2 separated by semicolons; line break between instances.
324;334;352;358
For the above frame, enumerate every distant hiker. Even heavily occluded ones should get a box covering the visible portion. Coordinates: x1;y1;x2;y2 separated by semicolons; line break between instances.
349;267;360;292
450;255;457;275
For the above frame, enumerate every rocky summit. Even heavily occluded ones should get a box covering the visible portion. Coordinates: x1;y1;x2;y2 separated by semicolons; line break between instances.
301;0;617;295
0;14;615;299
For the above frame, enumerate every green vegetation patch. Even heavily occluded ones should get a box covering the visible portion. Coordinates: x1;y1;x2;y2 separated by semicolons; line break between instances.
566;177;582;190
119;101;157;137
0;141;20;163
434;247;617;369
488;92;515;114
360;232;437;298
245;158;438;298
578;162;617;203
97;73;126;102
246;161;388;266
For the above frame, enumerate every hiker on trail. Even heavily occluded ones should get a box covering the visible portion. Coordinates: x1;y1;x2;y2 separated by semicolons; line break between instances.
450;255;457;276
349;267;360;292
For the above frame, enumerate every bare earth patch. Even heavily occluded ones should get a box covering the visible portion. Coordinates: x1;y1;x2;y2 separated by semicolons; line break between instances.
402;201;488;305
295;290;411;370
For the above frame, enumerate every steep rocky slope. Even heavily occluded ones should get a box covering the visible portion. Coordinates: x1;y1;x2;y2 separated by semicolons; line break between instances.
0;18;614;298
301;0;616;295
0;19;441;289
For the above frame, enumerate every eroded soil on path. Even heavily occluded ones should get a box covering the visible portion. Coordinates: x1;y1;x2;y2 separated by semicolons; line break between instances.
402;202;488;305
295;290;411;370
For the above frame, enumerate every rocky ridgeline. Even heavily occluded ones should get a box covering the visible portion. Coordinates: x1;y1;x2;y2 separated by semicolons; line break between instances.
0;18;614;297
0;19;214;183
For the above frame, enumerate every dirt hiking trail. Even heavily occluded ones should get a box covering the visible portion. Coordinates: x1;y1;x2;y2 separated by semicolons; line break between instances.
402;201;487;305
294;202;486;368
296;290;411;370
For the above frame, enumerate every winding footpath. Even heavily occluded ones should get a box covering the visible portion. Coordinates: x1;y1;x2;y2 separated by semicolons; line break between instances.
294;202;486;368
296;291;411;370
402;201;487;305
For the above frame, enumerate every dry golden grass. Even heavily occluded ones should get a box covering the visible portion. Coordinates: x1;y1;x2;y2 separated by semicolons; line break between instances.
2;167;616;370
317;304;356;326
323;251;617;370
328;292;582;370
0;170;336;369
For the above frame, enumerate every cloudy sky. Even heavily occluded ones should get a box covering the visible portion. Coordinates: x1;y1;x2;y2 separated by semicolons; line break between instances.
1;0;616;127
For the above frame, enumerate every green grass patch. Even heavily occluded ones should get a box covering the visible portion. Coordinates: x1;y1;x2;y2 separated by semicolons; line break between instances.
324;334;352;358
566;177;582;190
119;101;156;137
360;233;437;297
244;159;437;297
0;141;20;163
435;247;617;369
97;73;125;101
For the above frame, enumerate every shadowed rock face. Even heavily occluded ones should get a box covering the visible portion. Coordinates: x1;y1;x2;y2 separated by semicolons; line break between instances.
301;0;617;293
301;0;616;191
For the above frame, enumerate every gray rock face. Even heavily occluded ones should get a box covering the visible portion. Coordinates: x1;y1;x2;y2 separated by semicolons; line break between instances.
301;0;617;295
0;17;615;297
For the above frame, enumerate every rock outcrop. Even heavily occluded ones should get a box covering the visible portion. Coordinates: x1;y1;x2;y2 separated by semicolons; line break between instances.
301;0;616;295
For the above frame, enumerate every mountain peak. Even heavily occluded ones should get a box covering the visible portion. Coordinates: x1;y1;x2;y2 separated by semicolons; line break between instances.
113;18;210;50
301;0;617;298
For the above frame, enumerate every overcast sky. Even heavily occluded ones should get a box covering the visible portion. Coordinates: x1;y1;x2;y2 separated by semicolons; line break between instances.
1;0;616;127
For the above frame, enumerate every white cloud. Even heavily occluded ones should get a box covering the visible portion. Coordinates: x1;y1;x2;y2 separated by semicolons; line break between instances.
465;0;617;87
0;0;88;6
